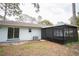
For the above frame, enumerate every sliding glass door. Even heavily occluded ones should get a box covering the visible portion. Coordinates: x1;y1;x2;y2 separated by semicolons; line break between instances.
8;27;19;39
14;28;19;38
8;27;14;39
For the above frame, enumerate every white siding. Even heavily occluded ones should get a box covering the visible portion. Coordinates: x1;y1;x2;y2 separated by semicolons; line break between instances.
0;27;8;42
0;27;41;42
19;27;41;40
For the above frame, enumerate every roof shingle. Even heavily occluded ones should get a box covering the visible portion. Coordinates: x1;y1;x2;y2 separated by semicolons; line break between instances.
0;20;44;28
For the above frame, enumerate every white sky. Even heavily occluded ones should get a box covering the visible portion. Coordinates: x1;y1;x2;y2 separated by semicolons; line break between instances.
19;3;79;25
0;1;79;25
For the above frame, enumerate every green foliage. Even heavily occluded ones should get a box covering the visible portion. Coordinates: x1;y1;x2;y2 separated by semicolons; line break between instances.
66;39;79;47
0;3;22;20
32;3;40;13
69;16;79;26
76;16;79;26
0;15;4;19
71;16;79;26
39;19;53;25
15;14;36;22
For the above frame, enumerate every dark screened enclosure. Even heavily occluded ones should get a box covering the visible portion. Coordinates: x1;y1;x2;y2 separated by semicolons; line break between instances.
41;25;78;44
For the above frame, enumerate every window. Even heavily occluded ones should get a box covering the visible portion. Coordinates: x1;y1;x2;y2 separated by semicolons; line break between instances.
68;29;73;37
64;29;69;37
54;29;63;37
8;27;19;39
29;28;32;32
59;30;63;37
8;27;13;39
14;28;19;38
64;28;73;37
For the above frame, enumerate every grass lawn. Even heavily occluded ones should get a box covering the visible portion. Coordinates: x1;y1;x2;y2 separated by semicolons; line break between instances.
0;48;4;55
0;40;79;56
66;40;79;55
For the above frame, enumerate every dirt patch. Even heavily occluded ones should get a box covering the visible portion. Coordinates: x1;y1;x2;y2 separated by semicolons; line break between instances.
67;44;79;56
0;40;79;56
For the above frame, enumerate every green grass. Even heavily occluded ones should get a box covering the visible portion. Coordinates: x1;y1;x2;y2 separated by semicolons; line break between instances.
21;44;47;49
25;45;33;49
66;39;79;47
0;48;4;55
0;48;4;52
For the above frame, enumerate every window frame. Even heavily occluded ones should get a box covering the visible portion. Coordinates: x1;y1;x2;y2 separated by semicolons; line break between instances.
8;27;19;39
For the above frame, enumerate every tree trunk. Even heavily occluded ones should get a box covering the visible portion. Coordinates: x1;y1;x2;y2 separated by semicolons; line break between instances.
72;3;76;25
4;3;7;21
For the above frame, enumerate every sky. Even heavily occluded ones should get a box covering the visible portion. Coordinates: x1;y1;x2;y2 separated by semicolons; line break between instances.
0;3;79;25
19;3;79;25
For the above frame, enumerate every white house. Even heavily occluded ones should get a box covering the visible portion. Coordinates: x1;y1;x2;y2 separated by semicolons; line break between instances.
0;20;43;42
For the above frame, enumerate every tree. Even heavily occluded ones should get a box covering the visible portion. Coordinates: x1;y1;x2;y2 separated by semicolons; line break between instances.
32;3;40;13
37;15;42;22
39;19;53;25
56;21;65;25
76;16;79;26
0;15;4;19
0;3;22;20
76;12;79;26
15;14;36;23
71;3;76;25
69;14;79;26
32;3;42;23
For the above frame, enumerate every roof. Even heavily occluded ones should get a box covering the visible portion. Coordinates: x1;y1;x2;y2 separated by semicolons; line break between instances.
42;24;78;28
0;20;78;28
54;24;78;27
0;20;45;28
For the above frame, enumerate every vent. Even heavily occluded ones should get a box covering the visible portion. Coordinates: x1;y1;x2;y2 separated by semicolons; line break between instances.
33;36;38;40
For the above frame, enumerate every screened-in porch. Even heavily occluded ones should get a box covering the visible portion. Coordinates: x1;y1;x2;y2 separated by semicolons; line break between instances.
41;25;78;44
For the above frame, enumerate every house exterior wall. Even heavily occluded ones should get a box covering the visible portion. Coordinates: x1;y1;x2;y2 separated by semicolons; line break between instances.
0;27;8;42
0;26;41;42
19;27;41;40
